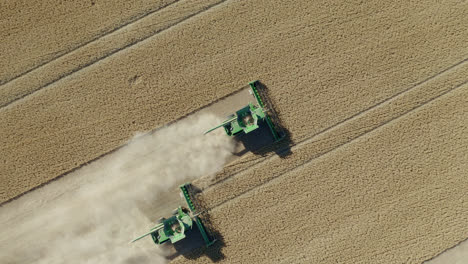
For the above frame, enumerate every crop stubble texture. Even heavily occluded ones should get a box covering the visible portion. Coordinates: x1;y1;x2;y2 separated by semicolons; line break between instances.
173;83;468;263
0;0;223;107
1;0;467;262
0;0;176;84
1;0;466;203
198;60;468;208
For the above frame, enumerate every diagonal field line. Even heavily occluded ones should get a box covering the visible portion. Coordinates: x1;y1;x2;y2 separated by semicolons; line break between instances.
288;58;468;150
423;237;468;263
0;83;247;206
2;57;465;206
0;0;229;109
208;79;468;210
0;0;181;86
203;57;468;191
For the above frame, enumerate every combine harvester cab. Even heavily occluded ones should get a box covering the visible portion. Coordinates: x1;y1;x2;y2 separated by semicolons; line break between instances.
204;80;284;143
131;183;216;248
149;206;192;245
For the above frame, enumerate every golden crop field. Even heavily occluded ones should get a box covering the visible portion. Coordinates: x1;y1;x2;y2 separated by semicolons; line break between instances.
0;0;467;263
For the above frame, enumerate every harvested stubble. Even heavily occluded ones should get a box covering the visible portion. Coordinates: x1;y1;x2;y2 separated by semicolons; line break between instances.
0;0;176;84
0;0;223;107
173;83;468;264
1;0;466;204
198;60;468;208
0;0;467;262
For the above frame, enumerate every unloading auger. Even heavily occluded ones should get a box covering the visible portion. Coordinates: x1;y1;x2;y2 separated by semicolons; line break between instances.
130;183;215;247
204;80;284;142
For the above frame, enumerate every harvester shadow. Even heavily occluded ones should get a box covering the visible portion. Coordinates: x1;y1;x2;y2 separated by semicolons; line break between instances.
234;81;292;159
166;186;226;262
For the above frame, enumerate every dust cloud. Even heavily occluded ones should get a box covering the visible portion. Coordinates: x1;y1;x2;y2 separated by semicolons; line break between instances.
0;114;234;264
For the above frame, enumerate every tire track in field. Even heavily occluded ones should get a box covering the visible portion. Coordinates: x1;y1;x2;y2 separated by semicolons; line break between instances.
199;58;468;210
0;83;245;206
3;56;464;207
0;0;228;109
0;0;180;86
200;57;468;191
208;79;468;211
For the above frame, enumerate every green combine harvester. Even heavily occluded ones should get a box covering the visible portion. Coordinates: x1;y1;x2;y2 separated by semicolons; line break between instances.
204;80;284;142
131;183;215;247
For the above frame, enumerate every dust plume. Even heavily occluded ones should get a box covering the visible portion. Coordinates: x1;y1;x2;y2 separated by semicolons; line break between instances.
0;114;234;264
